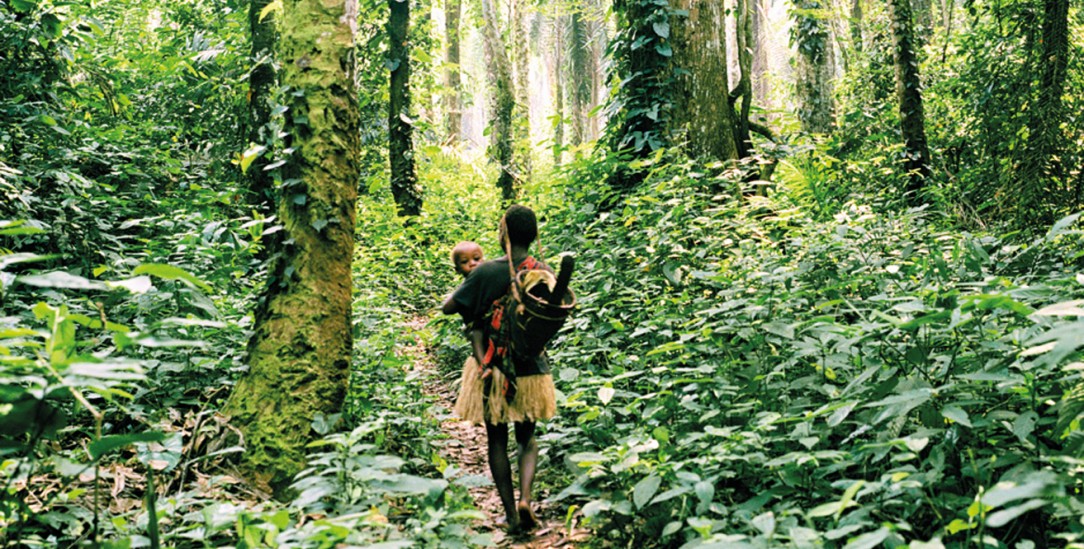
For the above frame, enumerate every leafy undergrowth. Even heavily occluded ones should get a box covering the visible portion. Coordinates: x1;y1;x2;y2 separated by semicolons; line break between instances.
535;151;1084;548
4;144;1084;548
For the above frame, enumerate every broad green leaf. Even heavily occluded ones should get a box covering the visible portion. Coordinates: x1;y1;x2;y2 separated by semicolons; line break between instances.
67;361;144;381
632;474;661;509
981;476;1053;509
941;406;972;427
985;499;1047;528
106;276;153;294
844;527;889;549
90;431;166;459
945;519;973;534
239;144;266;174
17;272;107;290
1012;411;1038;443
133;263;212;292
258;0;281;21
1032;300;1084;317
598;384;614;405
751;511;775;536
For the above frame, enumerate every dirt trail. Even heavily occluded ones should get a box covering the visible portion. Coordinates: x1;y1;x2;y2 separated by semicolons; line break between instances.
408;317;590;548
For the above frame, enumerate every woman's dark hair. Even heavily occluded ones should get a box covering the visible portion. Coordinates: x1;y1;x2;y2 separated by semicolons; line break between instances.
504;204;537;247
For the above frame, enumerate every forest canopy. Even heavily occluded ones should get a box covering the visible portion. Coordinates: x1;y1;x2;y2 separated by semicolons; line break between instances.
2;0;1084;546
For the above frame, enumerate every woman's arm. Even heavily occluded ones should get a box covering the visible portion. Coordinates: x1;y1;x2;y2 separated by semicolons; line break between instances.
441;293;460;315
469;328;491;378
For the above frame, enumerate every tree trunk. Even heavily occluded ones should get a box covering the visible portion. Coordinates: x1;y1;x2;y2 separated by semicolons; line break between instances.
389;0;422;216
480;0;517;200
751;0;771;107
511;0;532;180
444;0;462;142
248;0;278;217
792;0;835;133
568;9;590;146
226;0;360;496
911;0;932;37
546;12;566;164
887;0;931;203
672;0;739;161
850;0;863;53
735;0;753;157
1019;0;1069;221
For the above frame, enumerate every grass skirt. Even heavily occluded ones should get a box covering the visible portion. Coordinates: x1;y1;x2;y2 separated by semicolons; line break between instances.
454;356;556;425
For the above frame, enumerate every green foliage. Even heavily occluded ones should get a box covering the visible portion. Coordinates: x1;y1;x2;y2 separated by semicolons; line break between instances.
602;0;676;162
533;151;1084;547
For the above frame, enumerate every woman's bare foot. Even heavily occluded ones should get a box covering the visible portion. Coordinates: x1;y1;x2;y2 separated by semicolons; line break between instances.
517;501;539;531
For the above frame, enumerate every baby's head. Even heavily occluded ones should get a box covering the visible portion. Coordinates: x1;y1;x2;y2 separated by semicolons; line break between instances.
451;241;484;277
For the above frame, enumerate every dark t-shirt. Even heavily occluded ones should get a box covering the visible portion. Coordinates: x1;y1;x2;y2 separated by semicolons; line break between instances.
450;256;551;376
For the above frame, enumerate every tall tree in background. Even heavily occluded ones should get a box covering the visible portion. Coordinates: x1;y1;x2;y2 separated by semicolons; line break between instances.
568;6;592;146
389;0;422;215
1018;0;1069;223
751;0;771;107
850;0;863;53
444;0;462;142
480;0;517;200
226;0;360;495
791;0;835;133
511;0;532;180
886;0;931;203
247;0;278;217
547;11;566;164
911;0;932;38
672;0;739;161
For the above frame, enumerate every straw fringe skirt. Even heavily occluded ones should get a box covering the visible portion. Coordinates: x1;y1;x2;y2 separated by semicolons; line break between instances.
454;356;556;425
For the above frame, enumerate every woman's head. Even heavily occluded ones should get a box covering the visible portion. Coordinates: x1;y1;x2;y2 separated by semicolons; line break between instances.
500;204;538;248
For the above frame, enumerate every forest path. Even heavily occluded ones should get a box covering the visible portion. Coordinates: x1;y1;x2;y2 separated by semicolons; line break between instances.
406;316;590;548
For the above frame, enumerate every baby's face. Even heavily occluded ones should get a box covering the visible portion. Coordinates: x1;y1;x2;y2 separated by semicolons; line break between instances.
454;247;484;276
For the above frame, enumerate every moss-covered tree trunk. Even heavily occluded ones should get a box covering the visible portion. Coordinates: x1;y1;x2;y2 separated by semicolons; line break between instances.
225;0;360;496
887;0;931;204
247;0;278;217
672;0;739;161
480;0;516;200
444;0;462;142
389;0;422;216
792;0;836;133
1018;0;1069;224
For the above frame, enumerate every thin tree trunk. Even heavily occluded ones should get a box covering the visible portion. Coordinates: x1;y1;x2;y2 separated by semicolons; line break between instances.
481;0;517;200
226;0;359;496
511;0;532;180
445;0;462;142
248;0;277;217
751;0;771;107
911;0;932;38
736;0;753;156
887;0;932;203
673;0;739;161
568;8;589;146
851;0;863;53
389;0;422;215
547;12;565;164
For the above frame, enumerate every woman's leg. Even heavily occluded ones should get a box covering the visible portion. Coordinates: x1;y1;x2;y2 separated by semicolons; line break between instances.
485;421;518;528
514;420;539;525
